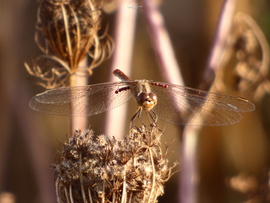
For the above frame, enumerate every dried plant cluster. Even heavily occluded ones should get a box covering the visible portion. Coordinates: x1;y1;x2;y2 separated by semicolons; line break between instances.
26;0;113;88
53;127;177;203
216;13;270;101
231;14;270;100
229;173;270;203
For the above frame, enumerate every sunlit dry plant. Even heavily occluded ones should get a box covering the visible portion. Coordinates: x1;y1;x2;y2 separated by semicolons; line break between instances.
215;13;270;101
26;0;113;89
53;127;177;203
229;172;270;203
102;0;119;13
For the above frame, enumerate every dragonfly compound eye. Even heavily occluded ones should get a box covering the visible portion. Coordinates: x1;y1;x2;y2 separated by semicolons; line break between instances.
138;92;157;110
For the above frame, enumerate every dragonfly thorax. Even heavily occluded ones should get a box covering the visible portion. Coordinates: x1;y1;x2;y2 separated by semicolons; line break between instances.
137;92;157;111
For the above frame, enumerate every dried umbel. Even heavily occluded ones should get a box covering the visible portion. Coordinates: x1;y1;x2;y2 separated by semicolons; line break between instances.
26;0;113;88
215;13;270;101
53;127;177;203
231;13;270;101
229;172;270;203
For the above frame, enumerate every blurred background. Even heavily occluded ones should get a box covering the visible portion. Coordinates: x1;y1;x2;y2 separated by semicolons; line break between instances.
0;0;270;202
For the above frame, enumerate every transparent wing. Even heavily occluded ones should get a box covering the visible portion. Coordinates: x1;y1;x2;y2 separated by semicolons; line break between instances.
29;81;136;116
149;82;255;126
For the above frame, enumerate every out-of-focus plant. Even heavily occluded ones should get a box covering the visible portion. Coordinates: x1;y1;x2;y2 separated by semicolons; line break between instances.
216;13;270;101
229;172;270;203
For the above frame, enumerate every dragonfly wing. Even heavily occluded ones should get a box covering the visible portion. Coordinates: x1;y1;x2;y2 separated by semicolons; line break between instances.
29;81;136;116
149;82;255;126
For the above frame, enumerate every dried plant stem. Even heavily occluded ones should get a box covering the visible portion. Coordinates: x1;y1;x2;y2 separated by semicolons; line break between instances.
79;153;87;203
148;148;156;203
69;185;74;203
70;59;89;133
105;0;137;138
142;0;184;85
203;0;237;86
142;0;188;200
121;166;127;203
180;1;237;203
88;188;93;203
61;4;73;67
137;0;238;202
64;187;69;203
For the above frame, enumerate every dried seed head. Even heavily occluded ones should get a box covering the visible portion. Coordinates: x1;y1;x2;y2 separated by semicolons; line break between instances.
102;0;119;13
53;127;177;203
215;13;270;102
26;0;113;88
229;172;270;203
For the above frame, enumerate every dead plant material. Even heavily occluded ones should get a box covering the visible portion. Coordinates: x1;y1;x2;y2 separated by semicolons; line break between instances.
215;13;270;101
26;0;113;89
53;127;177;203
229;172;270;203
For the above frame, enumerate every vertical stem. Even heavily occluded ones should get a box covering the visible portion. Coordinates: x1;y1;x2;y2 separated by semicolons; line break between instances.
180;127;200;203
64;186;70;203
61;4;74;69
70;59;89;134
79;152;87;202
121;165;127;203
203;0;237;86
142;0;184;85
143;0;237;202
102;179;106;203
181;1;237;203
148;148;156;203
69;184;74;203
105;0;137;138
88;188;93;203
55;178;60;203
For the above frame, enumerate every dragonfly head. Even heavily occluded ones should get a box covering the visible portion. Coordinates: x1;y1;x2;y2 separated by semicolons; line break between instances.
137;92;157;110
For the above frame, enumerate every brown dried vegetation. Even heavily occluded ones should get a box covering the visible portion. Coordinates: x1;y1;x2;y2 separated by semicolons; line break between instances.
216;13;270;101
26;0;113;89
53;127;177;203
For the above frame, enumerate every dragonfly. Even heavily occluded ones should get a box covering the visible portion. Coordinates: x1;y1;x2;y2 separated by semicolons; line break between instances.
29;69;255;126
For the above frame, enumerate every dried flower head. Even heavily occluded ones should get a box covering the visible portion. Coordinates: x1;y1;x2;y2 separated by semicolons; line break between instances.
53;127;177;203
26;0;113;89
102;0;119;13
229;172;270;203
215;13;270;101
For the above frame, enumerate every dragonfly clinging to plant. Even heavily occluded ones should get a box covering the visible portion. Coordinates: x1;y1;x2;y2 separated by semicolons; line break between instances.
29;69;255;126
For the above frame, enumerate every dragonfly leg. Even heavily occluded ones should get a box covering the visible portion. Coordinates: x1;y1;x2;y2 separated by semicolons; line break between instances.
147;110;158;127
130;107;146;128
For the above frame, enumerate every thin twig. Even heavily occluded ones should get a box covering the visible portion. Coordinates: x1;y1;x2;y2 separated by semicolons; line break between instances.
79;152;87;202
55;178;60;203
148;147;156;203
121;165;127;203
88;188;93;203
64;186;70;203
69;184;74;203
